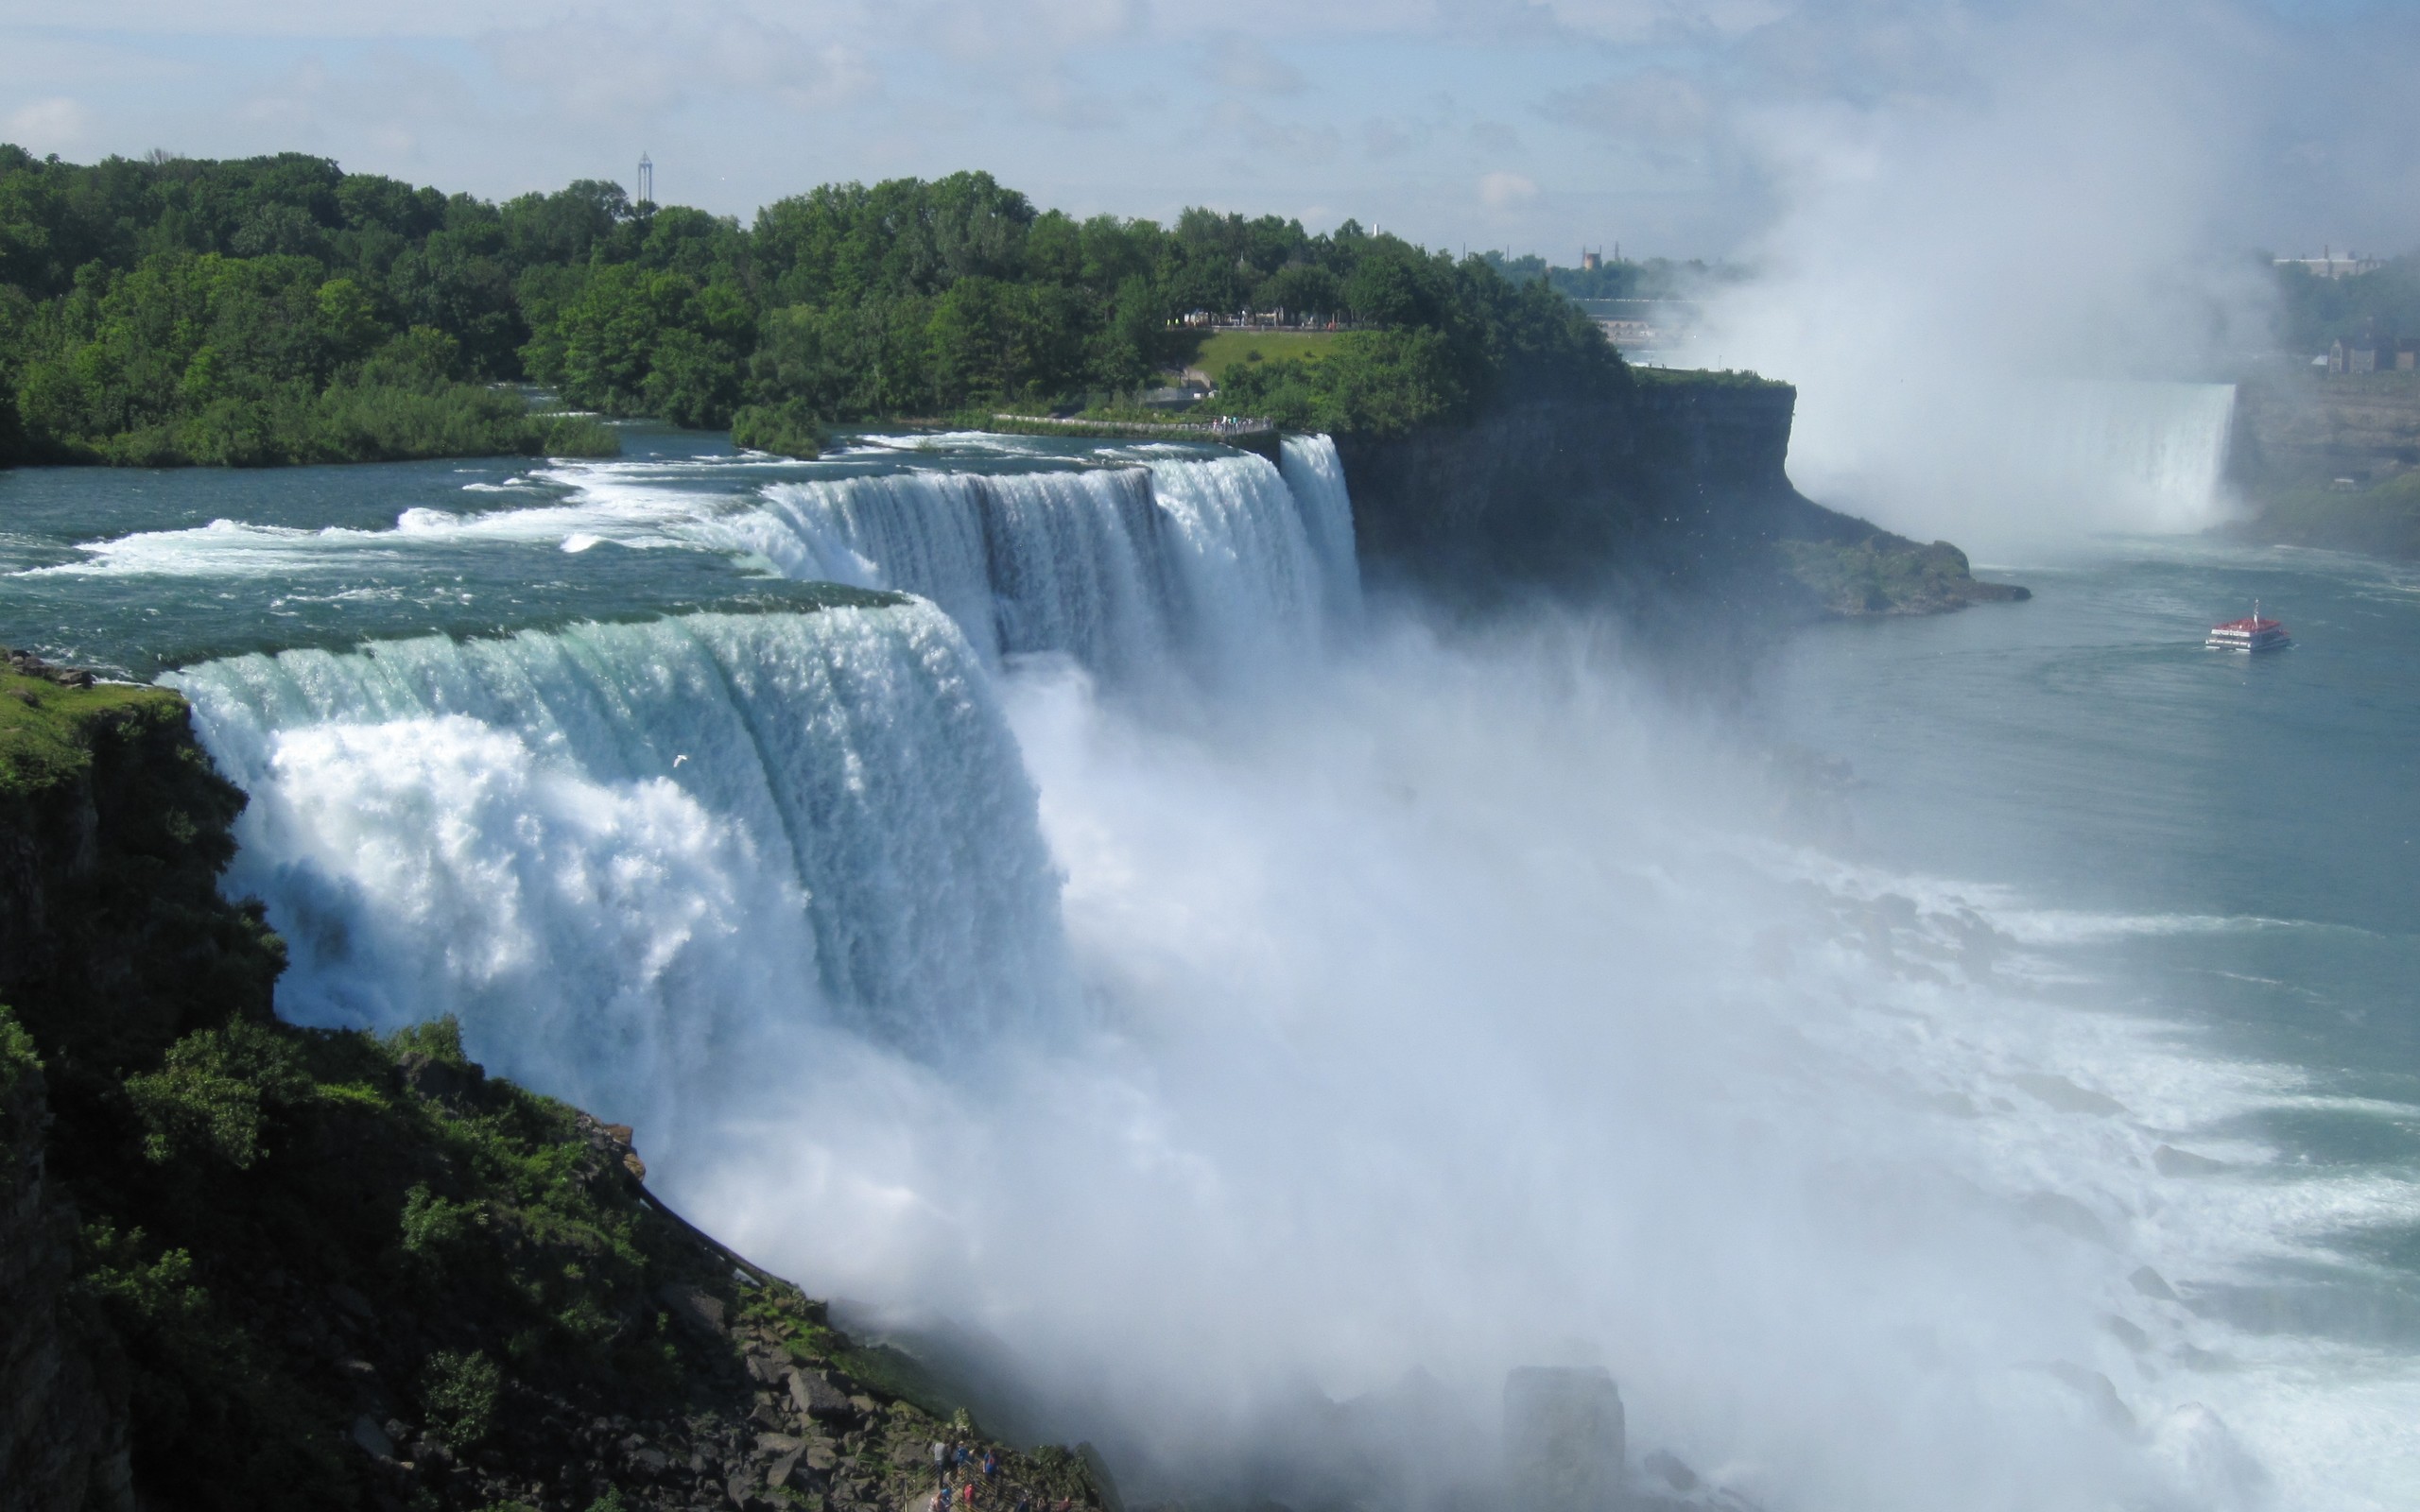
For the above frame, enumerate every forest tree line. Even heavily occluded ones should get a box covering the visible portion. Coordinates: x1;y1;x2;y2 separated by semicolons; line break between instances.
0;146;1625;466
2273;252;2420;354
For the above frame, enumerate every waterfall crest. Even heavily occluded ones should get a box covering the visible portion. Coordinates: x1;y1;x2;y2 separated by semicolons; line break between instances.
709;447;1357;681
167;603;1068;1139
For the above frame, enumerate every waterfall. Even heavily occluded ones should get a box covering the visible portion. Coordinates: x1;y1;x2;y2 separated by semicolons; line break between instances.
166;603;1069;1143
702;446;1358;683
150;435;1363;1138
2002;380;2238;532
1280;435;1364;625
730;467;1182;679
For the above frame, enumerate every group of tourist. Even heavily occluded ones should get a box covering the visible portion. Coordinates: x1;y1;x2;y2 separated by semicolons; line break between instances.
926;1439;1006;1512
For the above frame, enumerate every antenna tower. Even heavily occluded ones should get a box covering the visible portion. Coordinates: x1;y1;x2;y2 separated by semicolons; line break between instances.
637;153;654;210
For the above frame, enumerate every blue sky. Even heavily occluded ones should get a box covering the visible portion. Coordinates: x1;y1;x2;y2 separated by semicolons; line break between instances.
3;0;2416;262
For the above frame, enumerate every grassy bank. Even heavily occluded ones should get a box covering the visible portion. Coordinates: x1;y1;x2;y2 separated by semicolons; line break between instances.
1185;330;1340;382
2238;474;2420;560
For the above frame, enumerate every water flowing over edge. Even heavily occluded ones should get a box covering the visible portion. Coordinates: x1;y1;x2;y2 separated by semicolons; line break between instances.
165;602;1071;1149
130;431;2418;1512
712;439;1360;684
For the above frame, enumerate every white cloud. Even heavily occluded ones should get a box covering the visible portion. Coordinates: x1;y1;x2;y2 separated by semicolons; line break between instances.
1362;118;1415;158
1478;169;1538;208
483;14;874;121
1209;38;1306;95
8;96;93;151
1469;120;1520;152
1546;69;1715;140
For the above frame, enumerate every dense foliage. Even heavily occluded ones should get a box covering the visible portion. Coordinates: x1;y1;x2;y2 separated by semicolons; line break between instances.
0;145;1627;462
1212;250;1630;434
2273;252;2420;352
0;147;617;465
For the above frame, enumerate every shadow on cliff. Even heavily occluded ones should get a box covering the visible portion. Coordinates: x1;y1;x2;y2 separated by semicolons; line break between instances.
1331;374;2027;694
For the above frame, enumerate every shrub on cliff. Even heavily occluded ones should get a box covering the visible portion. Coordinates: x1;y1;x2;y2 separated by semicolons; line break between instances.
1215;330;1466;436
730;398;824;458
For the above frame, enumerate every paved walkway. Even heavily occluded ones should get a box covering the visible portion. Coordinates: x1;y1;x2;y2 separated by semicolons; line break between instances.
993;414;1276;439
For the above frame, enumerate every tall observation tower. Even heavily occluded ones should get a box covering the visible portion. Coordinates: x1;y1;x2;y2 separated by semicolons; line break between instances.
637;153;654;210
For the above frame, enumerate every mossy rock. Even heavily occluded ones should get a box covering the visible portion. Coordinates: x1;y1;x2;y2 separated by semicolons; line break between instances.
1777;537;2030;617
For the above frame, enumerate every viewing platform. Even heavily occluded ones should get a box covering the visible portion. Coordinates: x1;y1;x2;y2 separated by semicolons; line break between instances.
990;412;1282;459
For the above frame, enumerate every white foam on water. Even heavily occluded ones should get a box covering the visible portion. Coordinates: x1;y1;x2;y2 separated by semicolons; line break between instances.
648;617;2414;1511
692;444;1356;686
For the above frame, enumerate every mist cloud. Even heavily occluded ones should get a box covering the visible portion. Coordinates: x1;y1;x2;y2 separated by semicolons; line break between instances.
1673;2;2298;546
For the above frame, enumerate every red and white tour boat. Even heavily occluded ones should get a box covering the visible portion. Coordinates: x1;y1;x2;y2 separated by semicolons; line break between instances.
2206;601;2291;653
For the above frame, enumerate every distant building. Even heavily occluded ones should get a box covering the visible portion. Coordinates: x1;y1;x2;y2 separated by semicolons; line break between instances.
2280;249;2382;280
2327;335;2415;374
1581;249;1602;271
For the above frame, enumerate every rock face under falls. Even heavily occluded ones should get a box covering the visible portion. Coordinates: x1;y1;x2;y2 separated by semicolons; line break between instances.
1337;386;2026;631
1504;1366;1627;1512
1336;386;1817;605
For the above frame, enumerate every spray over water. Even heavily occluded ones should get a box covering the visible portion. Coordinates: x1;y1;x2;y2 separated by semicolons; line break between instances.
147;438;2384;1509
1677;4;2278;550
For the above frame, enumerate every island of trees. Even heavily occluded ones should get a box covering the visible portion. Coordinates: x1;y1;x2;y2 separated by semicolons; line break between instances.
0;146;1623;468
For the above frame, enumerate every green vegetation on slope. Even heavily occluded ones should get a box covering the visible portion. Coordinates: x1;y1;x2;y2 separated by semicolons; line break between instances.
2243;472;2420;558
1630;366;1792;391
2272;251;2420;352
0;147;1625;461
729;398;825;458
1777;536;2031;617
0;652;1106;1512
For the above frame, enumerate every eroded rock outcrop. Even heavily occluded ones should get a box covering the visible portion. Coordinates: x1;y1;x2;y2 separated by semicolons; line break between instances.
1334;381;2025;627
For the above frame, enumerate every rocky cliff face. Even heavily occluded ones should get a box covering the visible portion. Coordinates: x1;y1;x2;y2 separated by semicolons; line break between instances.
1333;381;2024;626
2229;372;2420;559
1;1018;133;1512
2233;371;2420;489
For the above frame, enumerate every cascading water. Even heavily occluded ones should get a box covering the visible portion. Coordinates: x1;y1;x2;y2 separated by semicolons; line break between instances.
167;602;1068;1153
727;467;1183;679
1774;374;2242;547
691;444;1356;683
2000;380;2238;533
1280;434;1364;625
43;425;2368;1511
